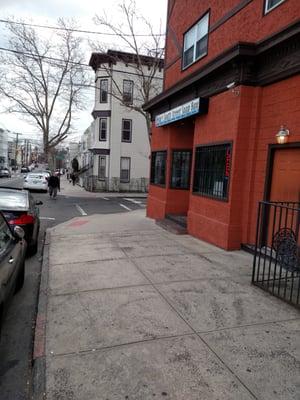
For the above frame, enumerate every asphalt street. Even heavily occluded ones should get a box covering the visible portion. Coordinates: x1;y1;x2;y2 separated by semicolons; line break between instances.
0;174;147;400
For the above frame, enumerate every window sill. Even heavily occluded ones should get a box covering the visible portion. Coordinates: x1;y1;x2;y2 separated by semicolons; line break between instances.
182;51;208;72
192;191;229;202
150;183;166;188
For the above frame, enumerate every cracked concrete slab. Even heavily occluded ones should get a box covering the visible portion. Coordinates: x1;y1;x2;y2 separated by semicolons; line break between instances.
133;253;245;283
46;286;192;355
49;242;126;265
157;277;300;332
46;335;255;400
201;319;300;400
49;259;149;295
119;240;188;258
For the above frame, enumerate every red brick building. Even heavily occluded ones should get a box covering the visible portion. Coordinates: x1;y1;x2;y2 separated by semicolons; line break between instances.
144;0;300;250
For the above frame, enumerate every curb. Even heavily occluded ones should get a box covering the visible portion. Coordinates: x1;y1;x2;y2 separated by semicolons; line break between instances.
31;230;51;400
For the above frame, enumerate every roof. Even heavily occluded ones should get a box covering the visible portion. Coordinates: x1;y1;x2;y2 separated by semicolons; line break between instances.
0;188;29;211
89;49;164;72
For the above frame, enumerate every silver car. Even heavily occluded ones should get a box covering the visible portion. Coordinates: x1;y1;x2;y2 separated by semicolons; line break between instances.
23;173;48;192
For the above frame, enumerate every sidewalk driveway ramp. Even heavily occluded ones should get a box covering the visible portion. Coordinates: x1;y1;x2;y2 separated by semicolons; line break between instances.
34;210;300;400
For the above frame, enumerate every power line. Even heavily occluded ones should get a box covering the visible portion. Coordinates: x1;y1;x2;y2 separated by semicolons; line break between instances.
0;46;164;80
0;18;165;37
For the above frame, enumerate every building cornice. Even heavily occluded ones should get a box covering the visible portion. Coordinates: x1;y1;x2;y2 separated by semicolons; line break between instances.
89;50;164;72
144;20;300;116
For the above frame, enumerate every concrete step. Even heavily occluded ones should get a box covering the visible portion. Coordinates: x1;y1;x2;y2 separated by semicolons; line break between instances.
156;218;187;235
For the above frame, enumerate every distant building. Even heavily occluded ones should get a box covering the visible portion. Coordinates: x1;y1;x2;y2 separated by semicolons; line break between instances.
0;128;8;168
84;50;163;192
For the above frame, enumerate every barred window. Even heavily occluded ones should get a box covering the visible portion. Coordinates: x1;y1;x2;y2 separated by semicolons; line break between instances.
98;156;106;180
123;80;133;104
120;157;130;183
99;118;107;141
171;150;191;189
122;119;132;142
193;143;232;200
100;79;108;103
150;151;167;186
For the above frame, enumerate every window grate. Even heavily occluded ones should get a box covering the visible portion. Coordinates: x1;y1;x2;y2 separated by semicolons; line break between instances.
193;143;231;200
150;151;167;186
171;150;191;189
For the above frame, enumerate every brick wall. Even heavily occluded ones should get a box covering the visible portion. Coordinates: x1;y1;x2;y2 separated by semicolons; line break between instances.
165;0;300;89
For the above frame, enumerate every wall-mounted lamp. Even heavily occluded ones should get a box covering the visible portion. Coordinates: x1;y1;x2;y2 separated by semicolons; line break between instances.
276;125;290;144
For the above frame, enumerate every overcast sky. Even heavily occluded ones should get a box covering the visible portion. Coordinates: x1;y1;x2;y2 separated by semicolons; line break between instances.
0;0;167;143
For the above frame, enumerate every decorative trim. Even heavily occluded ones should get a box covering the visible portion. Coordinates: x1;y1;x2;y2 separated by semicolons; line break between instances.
92;110;111;119
89;50;164;71
89;148;110;155
210;0;253;33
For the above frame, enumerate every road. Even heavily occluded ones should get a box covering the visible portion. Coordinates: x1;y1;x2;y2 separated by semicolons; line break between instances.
0;174;147;400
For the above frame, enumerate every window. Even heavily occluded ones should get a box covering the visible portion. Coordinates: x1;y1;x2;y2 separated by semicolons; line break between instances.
122;119;132;142
120;157;130;183
100;79;108;103
99;118;107;141
171;150;192;189
183;13;209;69
193;143;232;200
150;151;167;186
123;80;133;104
98;156;106;180
265;0;285;13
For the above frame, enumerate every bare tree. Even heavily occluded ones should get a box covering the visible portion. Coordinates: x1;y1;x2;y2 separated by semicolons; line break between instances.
0;19;90;162
93;0;164;141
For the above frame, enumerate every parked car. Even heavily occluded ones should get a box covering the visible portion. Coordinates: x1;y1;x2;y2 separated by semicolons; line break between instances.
0;167;11;178
20;166;29;173
0;211;26;338
0;188;42;254
23;173;48;192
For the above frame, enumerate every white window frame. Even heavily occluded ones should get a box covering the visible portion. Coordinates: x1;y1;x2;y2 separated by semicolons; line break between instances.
265;0;285;13
121;119;132;143
98;156;106;180
100;79;108;103
183;12;209;70
120;157;130;183
99;118;107;141
123;80;134;105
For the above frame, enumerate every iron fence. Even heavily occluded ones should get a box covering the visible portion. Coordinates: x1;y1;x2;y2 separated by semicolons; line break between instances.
252;201;300;308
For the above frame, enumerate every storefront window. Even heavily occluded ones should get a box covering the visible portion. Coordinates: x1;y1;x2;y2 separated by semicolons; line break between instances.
193;143;232;200
150;151;167;186
171;150;191;189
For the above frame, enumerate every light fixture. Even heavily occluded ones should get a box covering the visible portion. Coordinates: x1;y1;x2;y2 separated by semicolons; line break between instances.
276;125;290;144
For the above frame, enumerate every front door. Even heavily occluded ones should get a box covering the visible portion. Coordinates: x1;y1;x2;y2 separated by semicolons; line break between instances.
269;148;300;202
267;147;300;246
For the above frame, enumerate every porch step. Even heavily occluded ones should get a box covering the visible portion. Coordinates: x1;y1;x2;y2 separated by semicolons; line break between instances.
156;217;187;235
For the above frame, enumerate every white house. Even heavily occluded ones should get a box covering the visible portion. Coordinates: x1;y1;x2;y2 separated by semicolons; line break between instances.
86;50;163;192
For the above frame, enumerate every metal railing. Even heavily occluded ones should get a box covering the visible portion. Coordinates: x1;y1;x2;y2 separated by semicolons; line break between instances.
252;201;300;308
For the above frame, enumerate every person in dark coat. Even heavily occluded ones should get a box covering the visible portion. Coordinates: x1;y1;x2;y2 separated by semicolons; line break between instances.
48;172;60;199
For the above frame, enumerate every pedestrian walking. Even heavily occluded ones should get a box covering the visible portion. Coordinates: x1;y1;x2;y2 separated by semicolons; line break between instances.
71;172;77;186
48;171;60;199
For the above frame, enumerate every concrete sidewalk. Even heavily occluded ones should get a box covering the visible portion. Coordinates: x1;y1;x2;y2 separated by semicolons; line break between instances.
33;209;300;400
60;176;148;199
